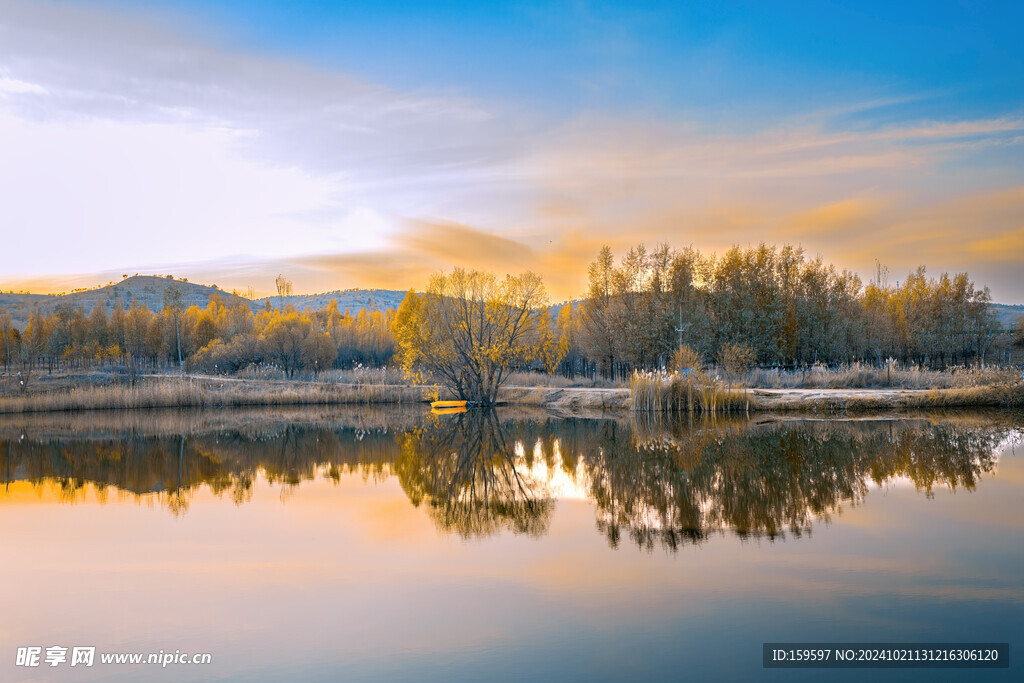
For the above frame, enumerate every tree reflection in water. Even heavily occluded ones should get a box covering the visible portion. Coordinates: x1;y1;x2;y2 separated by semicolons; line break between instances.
0;410;405;516
0;410;1017;549
585;415;1010;551
396;409;553;538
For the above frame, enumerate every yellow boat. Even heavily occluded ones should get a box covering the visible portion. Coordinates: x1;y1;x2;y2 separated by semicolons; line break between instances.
431;400;468;409
431;406;467;415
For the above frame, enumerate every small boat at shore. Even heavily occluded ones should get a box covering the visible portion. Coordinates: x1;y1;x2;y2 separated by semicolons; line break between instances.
431;400;468;409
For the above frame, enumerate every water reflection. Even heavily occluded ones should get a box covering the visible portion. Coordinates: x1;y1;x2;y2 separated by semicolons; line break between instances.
591;416;1009;550
397;410;553;537
0;407;409;515
1;408;1018;550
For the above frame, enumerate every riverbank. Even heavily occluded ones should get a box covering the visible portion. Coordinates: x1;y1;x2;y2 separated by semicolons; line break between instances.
0;372;1020;414
0;374;426;414
506;384;1024;414
748;385;1024;412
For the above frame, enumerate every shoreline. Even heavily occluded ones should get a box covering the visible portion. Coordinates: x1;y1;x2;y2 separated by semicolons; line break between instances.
0;374;1021;415
506;385;1024;414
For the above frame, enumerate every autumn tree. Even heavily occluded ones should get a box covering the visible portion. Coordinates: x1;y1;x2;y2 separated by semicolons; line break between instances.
579;246;618;377
573;243;997;373
87;304;110;361
552;303;586;377
23;308;50;372
0;311;11;374
535;307;569;374
262;312;311;378
124;303;153;363
302;331;335;377
190;335;264;374
392;268;548;405
162;283;184;373
275;274;293;311
109;302;127;359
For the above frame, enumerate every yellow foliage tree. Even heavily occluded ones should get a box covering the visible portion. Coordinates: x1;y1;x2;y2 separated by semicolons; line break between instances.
535;307;569;375
392;268;548;405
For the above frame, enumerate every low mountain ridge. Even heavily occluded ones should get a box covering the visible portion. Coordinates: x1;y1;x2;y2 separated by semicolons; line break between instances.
253;290;406;314
0;276;407;330
991;303;1024;329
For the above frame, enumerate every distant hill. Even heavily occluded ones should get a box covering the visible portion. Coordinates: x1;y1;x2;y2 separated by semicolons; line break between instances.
0;276;247;329
991;303;1024;330
0;276;407;330
255;290;406;314
0;293;53;328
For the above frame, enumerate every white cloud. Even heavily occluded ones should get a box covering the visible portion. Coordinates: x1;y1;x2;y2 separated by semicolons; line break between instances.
0;0;527;278
0;72;46;96
0;110;385;272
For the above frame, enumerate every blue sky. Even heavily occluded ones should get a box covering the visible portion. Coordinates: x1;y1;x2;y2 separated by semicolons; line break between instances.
1;0;1022;299
115;0;1024;118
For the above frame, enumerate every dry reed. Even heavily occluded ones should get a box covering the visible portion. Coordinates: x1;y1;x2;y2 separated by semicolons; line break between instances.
630;370;749;414
505;371;625;389
0;377;428;414
745;361;1019;390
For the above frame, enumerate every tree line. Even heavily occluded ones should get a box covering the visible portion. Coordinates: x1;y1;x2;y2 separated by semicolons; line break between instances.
0;292;394;378
563;243;997;379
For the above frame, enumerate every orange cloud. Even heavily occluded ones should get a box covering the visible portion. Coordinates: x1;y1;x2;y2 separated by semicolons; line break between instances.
782;198;888;239
281;220;612;300
397;219;535;269
967;228;1024;260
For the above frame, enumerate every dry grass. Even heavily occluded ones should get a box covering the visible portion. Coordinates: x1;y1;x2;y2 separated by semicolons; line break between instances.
872;384;1023;410
505;371;625;389
324;365;412;385
747;384;1024;412
0;376;429;414
634;365;1024;413
745;361;1019;390
630;370;749;414
232;364;410;384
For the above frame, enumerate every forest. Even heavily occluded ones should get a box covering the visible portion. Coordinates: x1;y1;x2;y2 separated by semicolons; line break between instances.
566;243;999;379
0;293;393;378
0;243;1012;381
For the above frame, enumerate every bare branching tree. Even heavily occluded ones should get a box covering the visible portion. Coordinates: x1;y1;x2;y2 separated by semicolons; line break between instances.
275;274;293;311
392;268;548;405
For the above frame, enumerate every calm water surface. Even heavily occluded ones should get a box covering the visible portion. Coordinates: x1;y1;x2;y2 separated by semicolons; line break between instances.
1;407;1022;681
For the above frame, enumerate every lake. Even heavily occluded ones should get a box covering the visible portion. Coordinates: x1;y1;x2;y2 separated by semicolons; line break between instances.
1;407;1022;681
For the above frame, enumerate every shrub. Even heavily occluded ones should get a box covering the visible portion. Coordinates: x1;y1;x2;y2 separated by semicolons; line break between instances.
671;344;703;373
717;342;756;385
189;335;265;374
